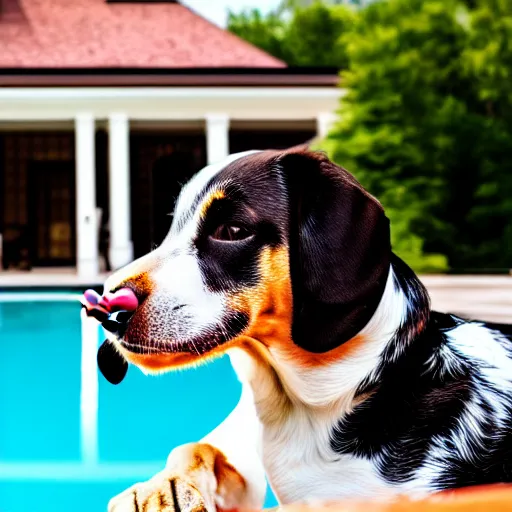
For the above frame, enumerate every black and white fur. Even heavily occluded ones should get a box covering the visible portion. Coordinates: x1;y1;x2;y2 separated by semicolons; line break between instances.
101;148;512;511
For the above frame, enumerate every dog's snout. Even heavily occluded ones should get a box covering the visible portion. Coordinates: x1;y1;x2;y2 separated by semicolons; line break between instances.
102;309;135;336
82;288;140;336
103;287;140;312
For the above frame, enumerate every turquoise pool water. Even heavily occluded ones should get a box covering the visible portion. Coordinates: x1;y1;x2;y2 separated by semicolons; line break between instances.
0;294;277;512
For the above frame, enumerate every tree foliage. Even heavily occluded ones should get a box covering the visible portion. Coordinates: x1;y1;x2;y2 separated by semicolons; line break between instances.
228;2;354;68
324;0;512;272
230;0;512;273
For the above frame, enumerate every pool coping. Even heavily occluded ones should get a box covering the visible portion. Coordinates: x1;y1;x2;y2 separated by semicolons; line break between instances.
0;292;83;301
0;270;109;289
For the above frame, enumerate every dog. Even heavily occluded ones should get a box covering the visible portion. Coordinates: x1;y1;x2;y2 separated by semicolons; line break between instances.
83;147;512;512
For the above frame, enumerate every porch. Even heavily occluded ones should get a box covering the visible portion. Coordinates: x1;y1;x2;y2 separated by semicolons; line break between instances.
0;84;340;276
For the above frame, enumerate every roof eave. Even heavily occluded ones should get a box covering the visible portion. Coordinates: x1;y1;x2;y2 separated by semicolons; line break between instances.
0;67;341;87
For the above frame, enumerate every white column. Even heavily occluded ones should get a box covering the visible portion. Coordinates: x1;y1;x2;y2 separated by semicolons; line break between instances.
108;113;133;270
316;112;338;139
75;113;99;277
205;113;230;165
80;309;99;466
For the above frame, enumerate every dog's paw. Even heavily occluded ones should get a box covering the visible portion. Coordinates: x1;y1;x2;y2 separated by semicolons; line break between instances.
108;473;210;512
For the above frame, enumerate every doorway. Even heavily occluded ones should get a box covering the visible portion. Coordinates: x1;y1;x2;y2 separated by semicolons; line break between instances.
28;160;76;267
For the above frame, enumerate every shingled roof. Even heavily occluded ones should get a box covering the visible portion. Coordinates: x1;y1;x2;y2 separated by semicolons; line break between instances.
0;0;285;68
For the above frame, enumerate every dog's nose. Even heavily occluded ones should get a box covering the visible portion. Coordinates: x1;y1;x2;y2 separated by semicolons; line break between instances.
82;288;139;335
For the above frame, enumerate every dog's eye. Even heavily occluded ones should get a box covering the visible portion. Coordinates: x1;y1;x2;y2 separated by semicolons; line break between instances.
210;224;253;242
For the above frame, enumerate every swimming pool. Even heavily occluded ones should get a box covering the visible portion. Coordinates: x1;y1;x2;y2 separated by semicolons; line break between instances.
0;292;277;511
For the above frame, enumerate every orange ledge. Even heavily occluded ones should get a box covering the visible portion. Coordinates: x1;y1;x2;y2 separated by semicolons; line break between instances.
260;485;512;512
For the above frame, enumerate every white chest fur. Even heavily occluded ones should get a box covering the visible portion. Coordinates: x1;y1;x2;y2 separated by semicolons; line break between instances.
228;348;400;505
260;405;395;504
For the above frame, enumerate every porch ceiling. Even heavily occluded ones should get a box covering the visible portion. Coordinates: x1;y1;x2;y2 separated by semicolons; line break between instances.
0;86;342;123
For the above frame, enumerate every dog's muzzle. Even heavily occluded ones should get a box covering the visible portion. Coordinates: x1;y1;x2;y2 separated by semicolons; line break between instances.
83;288;139;335
82;288;140;385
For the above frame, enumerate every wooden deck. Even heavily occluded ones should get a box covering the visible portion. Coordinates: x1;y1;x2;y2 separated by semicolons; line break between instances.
423;275;512;323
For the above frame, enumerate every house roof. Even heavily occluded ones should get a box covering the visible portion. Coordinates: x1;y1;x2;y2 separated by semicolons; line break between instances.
0;0;285;68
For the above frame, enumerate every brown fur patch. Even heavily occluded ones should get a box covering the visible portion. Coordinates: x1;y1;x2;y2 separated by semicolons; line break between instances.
168;444;247;507
189;453;205;472
227;246;368;368
276;334;368;368
214;450;247;498
119;349;201;371
227;246;293;347
199;189;225;219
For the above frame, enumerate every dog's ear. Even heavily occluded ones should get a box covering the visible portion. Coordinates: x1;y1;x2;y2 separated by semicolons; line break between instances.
279;148;391;353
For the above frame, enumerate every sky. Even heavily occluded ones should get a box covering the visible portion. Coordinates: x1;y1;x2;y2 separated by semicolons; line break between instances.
182;0;282;27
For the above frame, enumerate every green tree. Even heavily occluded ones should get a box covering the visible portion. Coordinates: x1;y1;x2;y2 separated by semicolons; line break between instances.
282;0;376;6
227;9;291;64
324;0;512;273
460;0;512;269
228;2;354;68
231;0;512;273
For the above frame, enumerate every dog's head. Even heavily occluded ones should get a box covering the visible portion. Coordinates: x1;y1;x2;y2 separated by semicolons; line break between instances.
88;148;391;378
